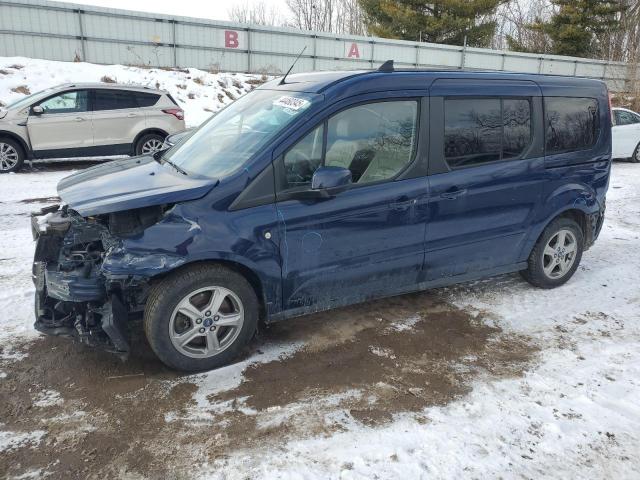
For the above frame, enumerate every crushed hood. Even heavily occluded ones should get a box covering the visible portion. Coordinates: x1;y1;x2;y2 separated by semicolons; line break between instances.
58;156;218;216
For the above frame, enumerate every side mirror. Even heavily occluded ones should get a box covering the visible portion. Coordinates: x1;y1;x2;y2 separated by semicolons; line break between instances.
31;105;44;115
289;166;352;201
311;166;352;192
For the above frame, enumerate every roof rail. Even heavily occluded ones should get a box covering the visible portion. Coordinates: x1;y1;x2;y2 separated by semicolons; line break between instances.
377;60;394;73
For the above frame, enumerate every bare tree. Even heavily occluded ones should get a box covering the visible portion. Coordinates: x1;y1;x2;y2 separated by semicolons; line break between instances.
495;0;553;53
228;1;284;26
286;0;366;34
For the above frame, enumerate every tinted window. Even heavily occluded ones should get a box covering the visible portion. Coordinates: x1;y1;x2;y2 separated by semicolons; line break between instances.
93;90;139;110
503;99;532;159
545;97;599;154
615;110;640;126
37;90;89;114
445;99;501;167
282;100;419;188
444;98;532;168
284;125;324;187
135;92;160;107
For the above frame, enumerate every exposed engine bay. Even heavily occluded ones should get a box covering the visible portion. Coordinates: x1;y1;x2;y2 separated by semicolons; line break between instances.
31;204;167;356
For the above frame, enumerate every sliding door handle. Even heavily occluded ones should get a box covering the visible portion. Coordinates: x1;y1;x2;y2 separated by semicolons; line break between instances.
390;199;416;211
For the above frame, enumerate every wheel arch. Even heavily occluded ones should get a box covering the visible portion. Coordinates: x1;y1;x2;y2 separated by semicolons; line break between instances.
0;130;30;158
521;206;591;263
131;128;169;154
149;258;269;322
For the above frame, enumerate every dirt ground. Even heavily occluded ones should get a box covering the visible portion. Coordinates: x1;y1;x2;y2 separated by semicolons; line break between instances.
0;290;536;479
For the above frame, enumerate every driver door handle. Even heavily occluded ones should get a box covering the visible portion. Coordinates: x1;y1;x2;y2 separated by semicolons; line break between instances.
74;116;86;122
439;189;467;200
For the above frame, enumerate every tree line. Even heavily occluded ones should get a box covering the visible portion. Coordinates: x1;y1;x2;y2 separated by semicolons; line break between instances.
228;0;639;64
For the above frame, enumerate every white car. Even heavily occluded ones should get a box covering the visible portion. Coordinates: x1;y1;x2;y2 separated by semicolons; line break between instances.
0;83;185;173
612;107;640;163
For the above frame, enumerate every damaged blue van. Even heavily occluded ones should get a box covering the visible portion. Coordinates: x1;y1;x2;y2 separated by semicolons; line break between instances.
32;62;611;371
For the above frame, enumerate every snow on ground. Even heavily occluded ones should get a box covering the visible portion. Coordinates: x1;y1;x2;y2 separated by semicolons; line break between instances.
196;163;640;479
0;57;269;127
0;162;639;478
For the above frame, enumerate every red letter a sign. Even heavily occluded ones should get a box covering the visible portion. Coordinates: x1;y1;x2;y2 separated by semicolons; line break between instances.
347;43;360;58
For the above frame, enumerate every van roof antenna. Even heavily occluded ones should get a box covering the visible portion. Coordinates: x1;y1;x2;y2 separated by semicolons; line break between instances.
279;46;307;85
378;60;394;73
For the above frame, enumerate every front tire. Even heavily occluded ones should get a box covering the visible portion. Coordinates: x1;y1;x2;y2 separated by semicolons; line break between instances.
521;217;584;289
631;142;640;163
143;264;258;371
134;133;166;156
0;137;25;173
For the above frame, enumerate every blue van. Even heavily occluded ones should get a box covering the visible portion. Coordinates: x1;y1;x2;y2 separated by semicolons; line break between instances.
32;63;611;371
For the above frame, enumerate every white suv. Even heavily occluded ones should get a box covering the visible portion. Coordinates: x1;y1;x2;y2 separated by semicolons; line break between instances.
0;83;185;173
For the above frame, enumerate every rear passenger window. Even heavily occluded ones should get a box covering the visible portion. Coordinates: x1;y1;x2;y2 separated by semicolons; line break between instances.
444;98;532;168
134;92;160;107
93;90;139;110
545;97;599;154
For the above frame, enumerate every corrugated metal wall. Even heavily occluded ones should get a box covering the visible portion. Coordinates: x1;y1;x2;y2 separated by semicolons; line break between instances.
0;0;634;91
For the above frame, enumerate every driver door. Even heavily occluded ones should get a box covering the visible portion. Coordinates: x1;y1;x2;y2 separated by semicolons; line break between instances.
275;96;429;317
27;89;92;154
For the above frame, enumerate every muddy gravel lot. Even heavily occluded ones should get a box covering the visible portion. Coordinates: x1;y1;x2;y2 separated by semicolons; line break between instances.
1;161;639;479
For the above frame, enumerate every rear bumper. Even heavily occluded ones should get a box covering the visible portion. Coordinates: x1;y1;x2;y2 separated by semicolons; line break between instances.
584;199;606;250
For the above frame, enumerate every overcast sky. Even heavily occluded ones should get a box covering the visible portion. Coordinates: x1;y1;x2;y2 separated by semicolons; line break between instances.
76;0;290;22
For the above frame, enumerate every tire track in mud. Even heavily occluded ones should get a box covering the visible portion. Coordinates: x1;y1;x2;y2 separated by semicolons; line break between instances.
0;291;538;479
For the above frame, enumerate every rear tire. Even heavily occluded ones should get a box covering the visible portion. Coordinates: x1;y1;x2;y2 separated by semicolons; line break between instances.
134;133;166;156
143;264;258;371
631;142;640;163
0;137;25;173
521;217;584;289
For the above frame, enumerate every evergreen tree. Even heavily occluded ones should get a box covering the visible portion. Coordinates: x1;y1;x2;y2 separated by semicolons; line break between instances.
358;0;507;48
532;0;626;58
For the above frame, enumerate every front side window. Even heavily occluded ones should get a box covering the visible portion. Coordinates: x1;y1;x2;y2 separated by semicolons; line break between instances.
36;90;89;114
283;100;419;188
284;125;324;187
615;110;640;126
444;98;532;168
165;89;321;178
545;97;599;154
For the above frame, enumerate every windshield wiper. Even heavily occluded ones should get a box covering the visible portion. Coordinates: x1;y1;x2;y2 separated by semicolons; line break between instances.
152;150;188;175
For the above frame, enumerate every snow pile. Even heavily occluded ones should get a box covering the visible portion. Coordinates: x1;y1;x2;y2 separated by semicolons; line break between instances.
0;57;271;127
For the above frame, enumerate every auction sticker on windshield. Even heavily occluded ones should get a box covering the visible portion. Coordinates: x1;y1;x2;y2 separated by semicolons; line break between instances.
273;96;310;111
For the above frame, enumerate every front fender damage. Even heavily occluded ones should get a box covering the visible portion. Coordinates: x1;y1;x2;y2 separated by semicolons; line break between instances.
31;204;193;357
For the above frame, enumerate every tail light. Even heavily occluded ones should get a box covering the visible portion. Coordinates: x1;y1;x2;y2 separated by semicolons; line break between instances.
162;108;184;121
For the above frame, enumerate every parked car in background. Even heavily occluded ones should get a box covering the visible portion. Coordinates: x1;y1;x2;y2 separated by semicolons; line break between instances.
162;128;195;150
612;107;640;163
32;65;611;371
0;83;185;173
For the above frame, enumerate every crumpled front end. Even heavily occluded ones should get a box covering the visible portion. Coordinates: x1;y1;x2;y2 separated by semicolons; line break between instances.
31;205;161;356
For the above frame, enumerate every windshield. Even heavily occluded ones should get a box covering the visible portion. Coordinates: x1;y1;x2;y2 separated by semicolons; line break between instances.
164;89;321;178
6;86;60;110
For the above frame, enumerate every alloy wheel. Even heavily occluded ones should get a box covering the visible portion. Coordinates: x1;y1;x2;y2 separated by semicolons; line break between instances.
141;138;164;154
0;143;19;171
169;286;244;358
542;229;577;279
